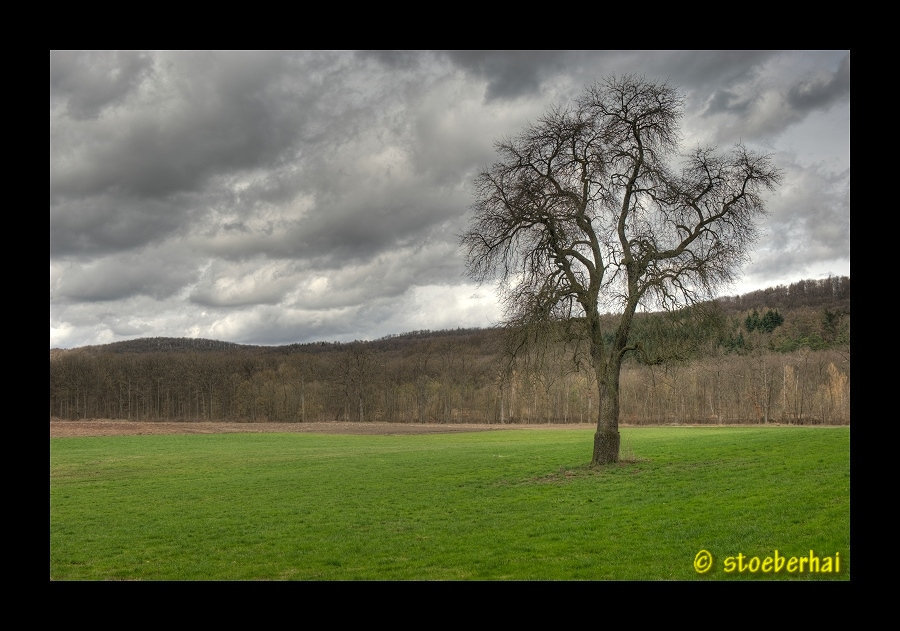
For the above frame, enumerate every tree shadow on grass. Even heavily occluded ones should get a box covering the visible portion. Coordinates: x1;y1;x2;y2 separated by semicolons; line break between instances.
528;456;649;485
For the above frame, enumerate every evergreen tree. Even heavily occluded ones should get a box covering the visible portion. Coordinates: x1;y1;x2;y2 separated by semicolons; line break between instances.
745;310;760;332
760;309;784;333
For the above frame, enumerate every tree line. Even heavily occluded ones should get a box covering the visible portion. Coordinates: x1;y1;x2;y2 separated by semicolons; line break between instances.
49;277;850;426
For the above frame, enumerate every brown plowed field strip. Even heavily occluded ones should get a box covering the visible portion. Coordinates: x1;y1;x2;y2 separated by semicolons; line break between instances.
49;419;595;438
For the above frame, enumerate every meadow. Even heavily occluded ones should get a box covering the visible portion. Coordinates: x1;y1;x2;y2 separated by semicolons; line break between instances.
49;426;850;580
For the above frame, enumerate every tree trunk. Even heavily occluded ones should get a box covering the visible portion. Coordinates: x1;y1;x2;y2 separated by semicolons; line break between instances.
591;362;621;466
592;427;620;465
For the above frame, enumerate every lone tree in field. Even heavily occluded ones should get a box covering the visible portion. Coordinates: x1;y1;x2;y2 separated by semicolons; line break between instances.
461;76;782;465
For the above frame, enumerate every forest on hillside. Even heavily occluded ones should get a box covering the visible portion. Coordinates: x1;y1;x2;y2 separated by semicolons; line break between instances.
49;276;850;426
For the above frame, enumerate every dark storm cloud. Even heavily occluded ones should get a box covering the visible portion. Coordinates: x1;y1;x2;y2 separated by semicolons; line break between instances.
464;49;776;104
438;50;786;126
357;50;427;70
697;51;850;140
51;48;518;265
651;50;775;92
442;50;571;100
52;247;196;303
50;192;197;257
285;192;467;269
50;51;154;120
192;155;470;274
50;50;365;260
51;51;308;201
179;55;483;270
787;53;850;110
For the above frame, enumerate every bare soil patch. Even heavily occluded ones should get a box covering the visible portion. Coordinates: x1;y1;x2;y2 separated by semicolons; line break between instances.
49;418;595;438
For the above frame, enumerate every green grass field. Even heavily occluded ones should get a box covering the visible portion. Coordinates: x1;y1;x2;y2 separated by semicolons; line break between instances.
49;426;850;580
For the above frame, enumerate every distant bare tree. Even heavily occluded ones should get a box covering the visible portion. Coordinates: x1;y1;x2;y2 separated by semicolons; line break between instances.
461;75;782;465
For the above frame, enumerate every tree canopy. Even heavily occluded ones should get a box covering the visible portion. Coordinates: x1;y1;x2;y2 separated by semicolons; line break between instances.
461;75;782;465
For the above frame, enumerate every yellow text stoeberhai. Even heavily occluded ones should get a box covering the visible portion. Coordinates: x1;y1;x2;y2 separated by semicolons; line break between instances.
722;550;840;574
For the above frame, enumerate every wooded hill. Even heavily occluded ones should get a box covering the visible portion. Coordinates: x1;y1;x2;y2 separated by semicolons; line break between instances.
49;276;850;426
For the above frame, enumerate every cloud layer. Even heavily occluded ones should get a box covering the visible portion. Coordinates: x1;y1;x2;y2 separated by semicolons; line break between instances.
50;50;850;348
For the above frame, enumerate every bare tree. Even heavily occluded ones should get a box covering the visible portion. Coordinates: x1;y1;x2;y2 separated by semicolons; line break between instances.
461;76;782;465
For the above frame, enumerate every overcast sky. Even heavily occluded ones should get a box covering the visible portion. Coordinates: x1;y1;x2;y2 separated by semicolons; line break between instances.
50;50;850;349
